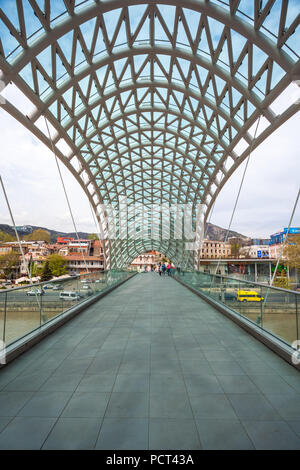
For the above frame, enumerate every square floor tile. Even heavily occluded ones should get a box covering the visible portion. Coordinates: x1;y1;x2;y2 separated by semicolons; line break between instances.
150;374;186;394
87;357;121;374
150;393;193;419
266;394;300;420
40;373;83;392
286;421;300;437
0;392;33;416
150;360;180;374
3;372;51;392
149;418;201;450
189;394;237;420
62;392;110;418
0;372;20;391
249;375;296;395
113;374;149;393
17;391;72;417
105;393;149;418
242;420;300;450
239;361;277;375
0;417;11;433
42;417;101;450
281;375;300;392
77;374;116;392
227;394;281;420
96;418;148;449
196;419;254;450
185;375;223;395
203;350;234;362
119;361;150;374
181;361;215;376
209;361;245;376
217;375;259;394
0;417;56;449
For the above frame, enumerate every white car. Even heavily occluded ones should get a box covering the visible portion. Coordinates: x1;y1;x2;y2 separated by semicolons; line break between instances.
44;283;55;289
53;284;62;291
26;289;44;296
59;291;82;301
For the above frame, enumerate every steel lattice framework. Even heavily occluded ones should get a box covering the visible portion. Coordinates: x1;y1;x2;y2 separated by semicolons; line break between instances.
0;0;299;268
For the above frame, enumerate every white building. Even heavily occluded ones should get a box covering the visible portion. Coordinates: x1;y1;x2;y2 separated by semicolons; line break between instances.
130;251;167;272
239;245;270;259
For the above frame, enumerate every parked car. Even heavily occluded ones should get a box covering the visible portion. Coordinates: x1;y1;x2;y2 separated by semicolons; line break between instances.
218;292;236;301
26;288;44;296
59;291;82;301
53;284;63;291
44;283;55;289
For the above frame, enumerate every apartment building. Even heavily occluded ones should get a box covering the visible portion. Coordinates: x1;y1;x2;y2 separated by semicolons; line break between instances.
130;251;166;271
200;240;231;258
64;254;104;274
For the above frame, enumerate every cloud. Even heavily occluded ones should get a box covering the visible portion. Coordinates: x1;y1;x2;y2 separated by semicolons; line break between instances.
211;107;300;238
0;101;94;233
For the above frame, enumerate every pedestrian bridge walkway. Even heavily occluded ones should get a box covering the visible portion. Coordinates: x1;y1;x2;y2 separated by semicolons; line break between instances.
0;273;299;450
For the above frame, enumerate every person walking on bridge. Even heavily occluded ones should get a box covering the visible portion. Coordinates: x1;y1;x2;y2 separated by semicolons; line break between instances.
161;263;166;275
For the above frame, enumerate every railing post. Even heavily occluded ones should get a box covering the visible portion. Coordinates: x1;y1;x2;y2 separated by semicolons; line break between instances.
3;292;7;345
296;294;299;343
259;291;263;328
40;292;42;327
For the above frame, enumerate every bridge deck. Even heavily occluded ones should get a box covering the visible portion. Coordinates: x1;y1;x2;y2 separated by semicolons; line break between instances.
0;273;299;450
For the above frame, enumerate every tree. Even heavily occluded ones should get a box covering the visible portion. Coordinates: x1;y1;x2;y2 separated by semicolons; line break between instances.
230;241;241;258
284;234;300;271
47;254;67;277
31;262;43;277
0;252;20;279
40;260;52;282
273;274;291;289
0;230;16;242
88;233;98;240
25;229;51;243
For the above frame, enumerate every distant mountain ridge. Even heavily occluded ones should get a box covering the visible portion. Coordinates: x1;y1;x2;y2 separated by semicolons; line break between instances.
0;223;249;243
0;224;90;243
205;222;250;242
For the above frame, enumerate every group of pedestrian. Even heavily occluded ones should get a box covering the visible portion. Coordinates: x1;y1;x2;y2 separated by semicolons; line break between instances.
157;262;183;277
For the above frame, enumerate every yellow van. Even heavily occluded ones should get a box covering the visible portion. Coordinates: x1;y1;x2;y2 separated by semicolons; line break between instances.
237;290;264;302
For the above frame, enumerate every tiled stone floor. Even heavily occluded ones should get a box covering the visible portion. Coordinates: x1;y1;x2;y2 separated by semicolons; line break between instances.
0;273;299;450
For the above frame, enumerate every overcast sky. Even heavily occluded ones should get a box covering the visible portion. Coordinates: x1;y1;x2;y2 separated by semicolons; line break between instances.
0;82;299;239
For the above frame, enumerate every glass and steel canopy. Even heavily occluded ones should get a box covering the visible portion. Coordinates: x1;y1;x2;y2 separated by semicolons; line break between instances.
0;1;299;268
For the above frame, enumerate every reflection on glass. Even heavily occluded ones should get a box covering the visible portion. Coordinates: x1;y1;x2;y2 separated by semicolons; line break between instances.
174;271;299;348
5;285;41;345
1;271;133;347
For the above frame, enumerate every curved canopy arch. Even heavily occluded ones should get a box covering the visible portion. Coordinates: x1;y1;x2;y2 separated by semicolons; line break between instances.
0;0;299;268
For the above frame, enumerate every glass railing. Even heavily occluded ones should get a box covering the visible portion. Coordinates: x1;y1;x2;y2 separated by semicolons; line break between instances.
173;271;300;348
0;270;134;347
